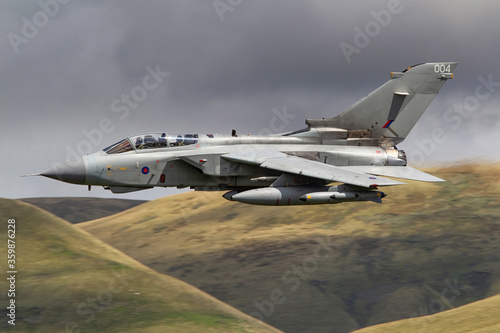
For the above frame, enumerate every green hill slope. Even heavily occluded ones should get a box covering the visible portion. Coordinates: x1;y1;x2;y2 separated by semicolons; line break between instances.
79;164;500;333
353;293;500;333
0;198;281;333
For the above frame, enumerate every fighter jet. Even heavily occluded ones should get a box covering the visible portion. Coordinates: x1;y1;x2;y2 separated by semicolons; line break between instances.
40;62;457;205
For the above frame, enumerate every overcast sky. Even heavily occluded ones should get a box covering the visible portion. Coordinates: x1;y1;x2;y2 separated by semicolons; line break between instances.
2;0;499;200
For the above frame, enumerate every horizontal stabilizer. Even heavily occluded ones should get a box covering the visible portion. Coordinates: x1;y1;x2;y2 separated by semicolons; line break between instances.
339;166;445;182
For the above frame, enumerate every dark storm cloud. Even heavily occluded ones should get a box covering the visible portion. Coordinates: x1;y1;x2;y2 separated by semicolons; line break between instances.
2;0;500;200
88;0;500;121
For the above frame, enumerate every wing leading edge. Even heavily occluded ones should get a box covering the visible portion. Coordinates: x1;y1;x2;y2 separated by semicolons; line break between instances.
222;151;405;188
339;166;444;182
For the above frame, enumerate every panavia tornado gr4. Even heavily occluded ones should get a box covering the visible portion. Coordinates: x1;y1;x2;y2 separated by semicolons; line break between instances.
40;62;457;205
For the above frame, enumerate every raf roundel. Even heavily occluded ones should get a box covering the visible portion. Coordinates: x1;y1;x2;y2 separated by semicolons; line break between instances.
141;166;150;175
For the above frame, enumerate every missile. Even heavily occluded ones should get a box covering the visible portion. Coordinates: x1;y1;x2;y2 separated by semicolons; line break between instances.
250;176;280;182
223;186;386;206
299;190;385;204
298;191;356;204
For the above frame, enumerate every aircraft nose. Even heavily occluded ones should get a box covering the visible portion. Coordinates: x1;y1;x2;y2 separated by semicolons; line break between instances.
41;156;87;185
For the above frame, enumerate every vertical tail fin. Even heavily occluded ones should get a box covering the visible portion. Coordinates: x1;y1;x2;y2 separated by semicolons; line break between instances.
306;62;458;145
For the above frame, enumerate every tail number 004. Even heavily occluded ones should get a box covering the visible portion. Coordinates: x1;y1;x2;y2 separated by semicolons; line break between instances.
434;64;451;73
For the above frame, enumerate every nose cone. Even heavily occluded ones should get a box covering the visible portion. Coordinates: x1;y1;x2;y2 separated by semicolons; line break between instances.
222;190;238;201
41;157;87;185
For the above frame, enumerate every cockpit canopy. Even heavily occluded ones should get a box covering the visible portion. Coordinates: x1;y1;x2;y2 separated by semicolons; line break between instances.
103;132;199;154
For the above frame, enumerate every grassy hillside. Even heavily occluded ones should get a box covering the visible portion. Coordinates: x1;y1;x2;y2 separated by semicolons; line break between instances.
20;197;146;223
79;164;500;333
0;198;281;333
353;293;500;333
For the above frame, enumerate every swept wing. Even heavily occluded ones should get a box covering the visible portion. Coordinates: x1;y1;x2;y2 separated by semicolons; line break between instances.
222;151;405;188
